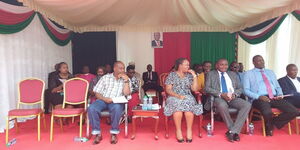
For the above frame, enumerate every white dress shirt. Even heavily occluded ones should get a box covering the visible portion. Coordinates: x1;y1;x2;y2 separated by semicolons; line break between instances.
218;71;234;93
288;76;300;92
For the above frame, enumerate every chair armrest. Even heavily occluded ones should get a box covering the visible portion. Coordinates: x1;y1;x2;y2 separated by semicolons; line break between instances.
161;91;167;107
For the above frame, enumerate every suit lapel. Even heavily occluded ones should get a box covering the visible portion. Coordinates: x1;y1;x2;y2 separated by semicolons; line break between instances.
286;76;297;91
213;70;221;91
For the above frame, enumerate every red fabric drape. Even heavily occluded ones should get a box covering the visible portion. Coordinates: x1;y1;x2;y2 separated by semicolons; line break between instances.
154;32;191;75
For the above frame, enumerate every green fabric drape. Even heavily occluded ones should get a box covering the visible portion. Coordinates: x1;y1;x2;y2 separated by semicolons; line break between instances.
37;13;72;46
292;11;300;21
191;32;236;66
0;13;35;34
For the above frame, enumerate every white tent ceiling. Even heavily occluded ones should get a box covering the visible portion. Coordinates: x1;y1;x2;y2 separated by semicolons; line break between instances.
19;0;300;32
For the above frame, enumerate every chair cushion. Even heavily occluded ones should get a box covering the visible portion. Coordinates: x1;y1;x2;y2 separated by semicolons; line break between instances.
271;108;281;113
52;108;84;115
9;109;42;116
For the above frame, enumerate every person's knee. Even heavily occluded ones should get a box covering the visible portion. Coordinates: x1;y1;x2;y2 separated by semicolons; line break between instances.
262;111;273;119
110;104;124;113
215;101;228;111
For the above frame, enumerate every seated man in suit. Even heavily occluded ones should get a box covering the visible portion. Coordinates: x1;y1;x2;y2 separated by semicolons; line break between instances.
142;64;163;104
205;58;251;142
278;64;300;108
243;55;299;136
151;32;163;47
88;61;131;145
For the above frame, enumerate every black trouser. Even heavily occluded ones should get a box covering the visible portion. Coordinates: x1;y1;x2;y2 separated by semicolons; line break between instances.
286;96;300;108
252;99;299;130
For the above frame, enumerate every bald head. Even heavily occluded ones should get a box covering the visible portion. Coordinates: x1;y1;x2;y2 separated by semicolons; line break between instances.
113;61;125;75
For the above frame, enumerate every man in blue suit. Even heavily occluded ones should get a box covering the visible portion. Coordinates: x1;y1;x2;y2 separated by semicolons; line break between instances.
278;64;300;108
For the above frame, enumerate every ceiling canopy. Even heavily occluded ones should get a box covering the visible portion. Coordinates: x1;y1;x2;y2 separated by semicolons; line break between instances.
18;0;300;33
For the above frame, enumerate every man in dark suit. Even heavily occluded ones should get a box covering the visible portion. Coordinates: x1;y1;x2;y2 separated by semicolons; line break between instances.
142;64;163;104
205;58;251;142
151;32;163;47
278;64;300;108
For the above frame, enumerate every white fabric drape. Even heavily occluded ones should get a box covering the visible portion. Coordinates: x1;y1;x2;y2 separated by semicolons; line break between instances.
238;14;300;78
18;0;300;32
0;15;72;132
116;31;154;74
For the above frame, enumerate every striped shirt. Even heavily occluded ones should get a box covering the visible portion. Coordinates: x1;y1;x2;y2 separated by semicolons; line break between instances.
93;73;131;98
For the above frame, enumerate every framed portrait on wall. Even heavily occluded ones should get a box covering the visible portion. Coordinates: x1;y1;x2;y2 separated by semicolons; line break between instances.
151;32;163;48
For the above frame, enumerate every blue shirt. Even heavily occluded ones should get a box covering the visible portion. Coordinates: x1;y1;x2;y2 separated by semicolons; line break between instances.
243;68;283;102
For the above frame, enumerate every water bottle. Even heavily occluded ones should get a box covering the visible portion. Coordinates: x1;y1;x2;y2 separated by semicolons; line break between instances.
6;138;17;147
249;123;254;135
206;123;213;137
142;96;148;110
148;97;153;110
74;137;88;142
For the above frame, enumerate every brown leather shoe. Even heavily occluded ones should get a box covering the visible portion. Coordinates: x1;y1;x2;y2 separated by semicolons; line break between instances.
93;134;102;145
110;134;118;144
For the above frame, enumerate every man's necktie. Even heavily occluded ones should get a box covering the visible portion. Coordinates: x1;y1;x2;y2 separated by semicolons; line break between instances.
260;70;274;99
156;41;160;46
221;72;228;93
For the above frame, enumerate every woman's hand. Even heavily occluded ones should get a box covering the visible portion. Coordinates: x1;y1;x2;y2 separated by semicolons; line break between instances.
187;69;197;77
178;95;185;100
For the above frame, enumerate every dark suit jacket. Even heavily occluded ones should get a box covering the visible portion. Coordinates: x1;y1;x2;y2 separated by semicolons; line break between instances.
151;40;163;47
278;76;300;99
142;71;159;84
204;70;243;110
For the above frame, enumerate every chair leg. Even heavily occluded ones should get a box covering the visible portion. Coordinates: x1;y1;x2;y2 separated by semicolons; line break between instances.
50;115;54;142
14;118;19;133
249;109;254;122
288;121;292;135
43;113;46;129
211;110;214;134
198;115;203;138
72;117;75;124
125;114;128;138
86;114;90;137
38;114;41;141
79;114;83;137
261;117;266;137
6;117;9;144
296;118;299;135
165;116;169;138
60;118;63;132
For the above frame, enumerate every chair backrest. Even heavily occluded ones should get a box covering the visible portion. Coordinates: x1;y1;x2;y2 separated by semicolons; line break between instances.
159;73;168;89
63;78;89;109
18;78;45;109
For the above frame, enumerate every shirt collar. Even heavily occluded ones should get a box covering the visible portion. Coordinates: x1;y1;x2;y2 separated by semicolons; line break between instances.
254;68;265;72
287;75;297;81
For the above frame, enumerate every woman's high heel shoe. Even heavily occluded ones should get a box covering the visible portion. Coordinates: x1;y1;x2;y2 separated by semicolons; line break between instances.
177;138;185;143
186;139;193;143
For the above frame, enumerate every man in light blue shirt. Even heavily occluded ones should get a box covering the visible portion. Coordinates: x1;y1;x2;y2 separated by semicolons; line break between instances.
243;55;298;136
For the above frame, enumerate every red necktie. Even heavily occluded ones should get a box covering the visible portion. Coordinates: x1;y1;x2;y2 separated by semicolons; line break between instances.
156;41;160;46
260;70;274;99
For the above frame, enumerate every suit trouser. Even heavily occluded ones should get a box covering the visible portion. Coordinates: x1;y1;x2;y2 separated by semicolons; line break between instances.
252;99;299;130
286;97;300;108
214;98;251;134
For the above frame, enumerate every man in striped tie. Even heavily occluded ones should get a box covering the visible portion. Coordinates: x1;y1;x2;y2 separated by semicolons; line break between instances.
205;58;251;142
243;55;299;136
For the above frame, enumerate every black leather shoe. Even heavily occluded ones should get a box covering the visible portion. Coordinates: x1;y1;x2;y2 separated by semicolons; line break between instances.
266;130;273;136
111;134;118;144
186;139;193;143
93;134;102;145
176;138;184;143
233;133;240;142
225;131;234;142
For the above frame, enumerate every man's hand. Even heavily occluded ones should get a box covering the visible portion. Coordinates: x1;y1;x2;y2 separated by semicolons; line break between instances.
221;93;231;101
118;73;129;81
103;98;113;103
273;95;284;100
258;96;271;102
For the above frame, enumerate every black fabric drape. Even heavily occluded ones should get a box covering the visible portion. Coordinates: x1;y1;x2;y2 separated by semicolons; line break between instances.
72;32;116;74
